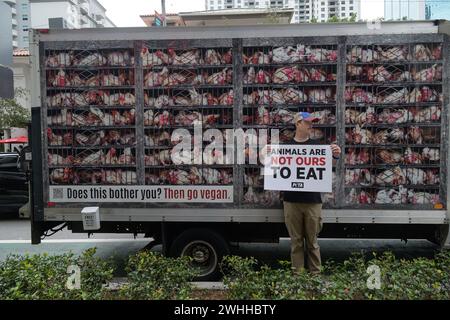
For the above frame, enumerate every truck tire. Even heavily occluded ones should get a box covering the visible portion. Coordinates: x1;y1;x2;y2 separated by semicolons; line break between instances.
169;229;230;281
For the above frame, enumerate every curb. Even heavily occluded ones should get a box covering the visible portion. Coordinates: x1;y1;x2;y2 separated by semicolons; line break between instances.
106;278;227;291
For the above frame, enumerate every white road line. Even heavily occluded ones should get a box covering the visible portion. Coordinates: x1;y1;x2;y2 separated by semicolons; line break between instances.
0;239;152;244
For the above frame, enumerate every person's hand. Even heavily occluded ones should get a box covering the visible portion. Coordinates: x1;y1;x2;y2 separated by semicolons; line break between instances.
331;144;341;158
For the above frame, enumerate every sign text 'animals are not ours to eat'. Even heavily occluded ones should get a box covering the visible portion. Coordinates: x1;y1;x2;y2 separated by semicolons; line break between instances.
264;145;332;193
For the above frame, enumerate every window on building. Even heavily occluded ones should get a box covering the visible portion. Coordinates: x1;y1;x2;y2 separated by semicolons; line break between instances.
321;14;325;18
342;7;345;10
321;8;325;11
23;36;29;41
22;27;28;31
226;5;233;8
350;6;353;10
321;1;325;5
341;1;345;4
22;14;28;21
342;13;346;17
350;0;353;3
329;1;335;5
330;8;335;12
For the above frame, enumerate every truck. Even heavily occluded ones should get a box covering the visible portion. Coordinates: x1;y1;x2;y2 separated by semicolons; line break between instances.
28;21;450;280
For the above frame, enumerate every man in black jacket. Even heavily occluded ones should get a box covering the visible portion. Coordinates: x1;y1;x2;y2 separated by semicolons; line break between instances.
283;112;341;274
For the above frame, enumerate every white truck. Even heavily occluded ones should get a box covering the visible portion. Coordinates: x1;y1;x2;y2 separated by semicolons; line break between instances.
29;21;450;280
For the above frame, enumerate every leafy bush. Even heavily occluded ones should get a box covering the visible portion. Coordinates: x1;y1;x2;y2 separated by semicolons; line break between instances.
0;248;114;300
120;251;198;300
222;250;450;300
0;88;30;129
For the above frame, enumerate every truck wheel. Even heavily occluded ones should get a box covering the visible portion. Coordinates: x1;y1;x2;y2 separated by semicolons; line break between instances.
169;229;229;281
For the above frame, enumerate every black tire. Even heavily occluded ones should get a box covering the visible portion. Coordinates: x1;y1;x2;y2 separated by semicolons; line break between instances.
169;228;229;281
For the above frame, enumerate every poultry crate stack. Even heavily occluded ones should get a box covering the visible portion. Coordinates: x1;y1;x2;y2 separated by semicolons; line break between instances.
142;44;234;187
45;48;137;186
241;44;338;207
345;43;443;206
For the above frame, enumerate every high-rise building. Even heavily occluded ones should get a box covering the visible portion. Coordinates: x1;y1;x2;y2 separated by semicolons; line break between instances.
425;0;450;20
384;0;425;20
3;0;19;49
3;0;117;49
29;0;116;30
16;0;30;49
205;0;361;23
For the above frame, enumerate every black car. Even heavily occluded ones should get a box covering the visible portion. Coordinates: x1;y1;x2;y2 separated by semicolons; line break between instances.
0;152;28;216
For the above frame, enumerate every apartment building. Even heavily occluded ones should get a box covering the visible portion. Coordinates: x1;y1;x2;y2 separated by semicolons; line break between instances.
205;0;361;23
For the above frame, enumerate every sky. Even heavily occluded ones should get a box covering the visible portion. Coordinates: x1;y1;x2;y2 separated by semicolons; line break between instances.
98;0;385;27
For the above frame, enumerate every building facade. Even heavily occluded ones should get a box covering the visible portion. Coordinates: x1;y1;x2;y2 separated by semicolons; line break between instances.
3;0;19;49
30;0;116;30
4;0;116;50
384;0;426;20
425;0;450;20
16;0;31;49
205;0;361;23
12;49;31;111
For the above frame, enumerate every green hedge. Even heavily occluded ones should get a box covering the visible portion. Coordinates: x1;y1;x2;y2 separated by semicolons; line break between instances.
1;248;449;300
0;248;114;300
119;251;198;300
221;251;450;300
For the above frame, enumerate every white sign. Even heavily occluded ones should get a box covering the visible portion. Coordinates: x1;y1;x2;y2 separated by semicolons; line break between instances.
263;144;332;192
49;185;233;203
81;207;101;230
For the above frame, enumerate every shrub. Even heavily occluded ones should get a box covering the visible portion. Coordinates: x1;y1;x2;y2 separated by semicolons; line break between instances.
120;251;198;300
222;250;450;300
0;248;114;300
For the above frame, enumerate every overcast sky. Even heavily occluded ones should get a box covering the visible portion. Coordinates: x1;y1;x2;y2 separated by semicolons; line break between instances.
98;0;385;27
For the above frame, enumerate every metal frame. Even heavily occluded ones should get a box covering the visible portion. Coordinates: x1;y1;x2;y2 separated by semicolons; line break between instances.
31;23;450;227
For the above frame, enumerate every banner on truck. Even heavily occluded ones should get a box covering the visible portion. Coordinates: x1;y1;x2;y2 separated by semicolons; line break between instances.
49;186;233;203
264;144;332;192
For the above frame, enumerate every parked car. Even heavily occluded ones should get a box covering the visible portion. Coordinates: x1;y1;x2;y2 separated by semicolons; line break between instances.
0;152;28;216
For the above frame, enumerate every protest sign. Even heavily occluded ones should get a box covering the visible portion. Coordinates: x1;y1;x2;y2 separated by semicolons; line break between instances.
264;144;332;192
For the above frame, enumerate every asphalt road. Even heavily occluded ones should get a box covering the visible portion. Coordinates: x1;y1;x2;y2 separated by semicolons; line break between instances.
0;218;442;274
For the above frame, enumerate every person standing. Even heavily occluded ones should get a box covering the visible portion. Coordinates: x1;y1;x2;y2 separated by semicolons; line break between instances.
283;112;341;274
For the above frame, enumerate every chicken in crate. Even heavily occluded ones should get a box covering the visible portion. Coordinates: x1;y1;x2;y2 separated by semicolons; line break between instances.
344;42;443;207
241;43;338;208
44;47;137;187
142;44;235;191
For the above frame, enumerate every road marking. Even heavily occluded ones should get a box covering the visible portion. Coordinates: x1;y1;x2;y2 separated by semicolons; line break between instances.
0;239;152;244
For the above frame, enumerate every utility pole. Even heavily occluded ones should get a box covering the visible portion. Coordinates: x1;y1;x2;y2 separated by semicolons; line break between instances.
161;0;167;27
